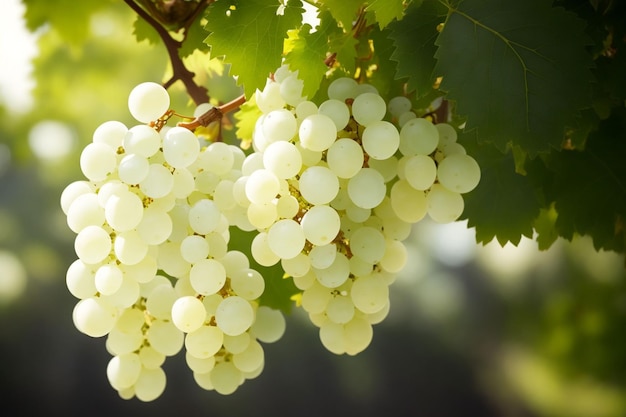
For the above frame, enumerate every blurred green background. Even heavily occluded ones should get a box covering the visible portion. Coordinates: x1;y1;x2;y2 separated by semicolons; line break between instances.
1;1;626;416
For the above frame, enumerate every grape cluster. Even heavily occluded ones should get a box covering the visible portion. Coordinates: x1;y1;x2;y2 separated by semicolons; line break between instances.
62;71;481;400
61;82;286;399
235;66;480;355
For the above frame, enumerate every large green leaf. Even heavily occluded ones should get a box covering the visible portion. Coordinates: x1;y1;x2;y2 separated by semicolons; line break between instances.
546;107;626;252
366;0;407;28
24;0;108;46
204;0;303;98
388;0;445;96
284;10;340;100
318;0;363;29
434;0;594;155
461;132;541;246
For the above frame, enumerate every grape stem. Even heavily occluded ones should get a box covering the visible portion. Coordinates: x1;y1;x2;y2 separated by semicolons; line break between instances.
176;94;247;131
123;0;211;105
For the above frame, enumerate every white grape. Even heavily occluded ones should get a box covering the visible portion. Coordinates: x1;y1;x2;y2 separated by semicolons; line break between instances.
123;125;161;158
318;99;350;130
72;297;118;338
93;120;128;149
128;81;170;123
118;153;149;185
399;118;439;156
436;153;481;193
95;263;124;296
245;169;280;205
171;295;207;333
326;138;364;179
185;325;224;359
74;225;112;265
66;259;97;299
215;296;255;336
309;244;337;270
403;154;437;190
299;166;339;205
263;140;302;179
390;180;428;223
190;259;226;295
250;306;286;343
327;77;358;101
349;226;386;264
347;168;386;209
298;114;337;151
351;92;386;126
104;189;144;232
357;120;400;159
139;164;174;198
351;274;389;314
107;353;142;391
146;320;184;356
66;192;104;233
80;142;117;182
162;126;200;169
134;366;167;402
427;183;464;223
300;205;340;246
262;108;297;142
387;96;412;117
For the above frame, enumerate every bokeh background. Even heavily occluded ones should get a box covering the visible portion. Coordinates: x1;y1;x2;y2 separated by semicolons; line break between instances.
1;1;626;416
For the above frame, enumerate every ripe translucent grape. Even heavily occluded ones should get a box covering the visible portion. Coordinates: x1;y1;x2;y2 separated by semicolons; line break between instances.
74;225;112;264
300;205;340;246
436;153;481;193
318;99;350;130
299;166;339;205
263;140;302;179
326;138;364;179
399;118;439;156
347;168;386;209
267;219;305;259
171;295;207;333
351;92;386;126
262;108;297;142
427;183;464;223
361;120;400;160
327;77;358;101
163;126;200;169
215;296;255;336
403;154;437;190
128;82;170;123
298;114;337;151
80;142;117;182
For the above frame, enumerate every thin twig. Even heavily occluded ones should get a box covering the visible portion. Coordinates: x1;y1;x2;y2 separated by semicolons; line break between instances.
177;94;246;131
123;0;210;105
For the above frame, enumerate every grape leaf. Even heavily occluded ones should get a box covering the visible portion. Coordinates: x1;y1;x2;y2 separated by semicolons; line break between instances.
204;0;303;98
433;0;594;155
534;205;559;251
460;131;541;246
133;15;161;45
318;0;363;29
179;15;211;58
284;9;358;98
546;107;626;252
234;93;263;149
388;0;446;96
366;0;408;28
228;227;298;314
284;21;335;99
24;0;106;46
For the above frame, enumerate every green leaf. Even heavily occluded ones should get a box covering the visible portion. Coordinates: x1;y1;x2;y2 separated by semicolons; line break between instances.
366;0;407;28
534;204;559;251
546;107;626;252
284;17;335;99
179;15;211;58
228;227;298;314
318;0;363;29
234;93;263;148
24;0;107;46
434;0;594;155
388;0;446;96
133;15;161;45
461;131;541;246
204;0;303;98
